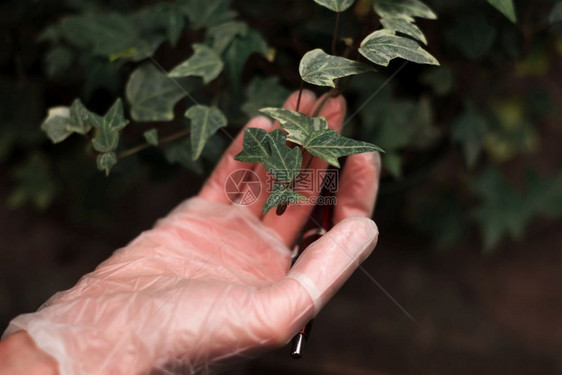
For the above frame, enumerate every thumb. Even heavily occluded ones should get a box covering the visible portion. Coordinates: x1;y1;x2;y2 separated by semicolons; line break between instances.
257;217;378;344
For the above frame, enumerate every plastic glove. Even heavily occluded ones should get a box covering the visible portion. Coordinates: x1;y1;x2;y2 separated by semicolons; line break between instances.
2;90;381;375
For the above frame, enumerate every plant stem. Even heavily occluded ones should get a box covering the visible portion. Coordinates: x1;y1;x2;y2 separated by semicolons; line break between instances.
332;12;341;56
117;128;191;160
296;79;304;112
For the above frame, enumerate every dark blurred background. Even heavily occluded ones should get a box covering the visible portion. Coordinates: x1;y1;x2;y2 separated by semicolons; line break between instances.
1;0;562;373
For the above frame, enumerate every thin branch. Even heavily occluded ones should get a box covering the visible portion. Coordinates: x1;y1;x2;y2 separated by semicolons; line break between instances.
117;128;191;160
332;12;341;56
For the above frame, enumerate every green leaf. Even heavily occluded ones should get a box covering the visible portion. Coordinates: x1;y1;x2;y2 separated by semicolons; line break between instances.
445;13;496;60
380;17;427;45
185;105;227;160
126;63;186;122
313;0;355;13
234;129;303;183
487;0;517;23
179;0;237;29
68;99;100;134
206;21;248;54
374;0;436;20
383;152;402;178
222;28;269;88
150;3;186;47
234;128;270;163
471;168;529;251
451;107;489;168
420;67;455;96
91;98;129;153
299;49;375;88
96;152;117;176
262;130;302;183
169;44;224;84
359;30;439;66
164;138;204;174
143;128;158;146
302;129;383;168
263;184;307;215
259;108;328;145
40;107;73;143
241;77;290;118
61;13;146;58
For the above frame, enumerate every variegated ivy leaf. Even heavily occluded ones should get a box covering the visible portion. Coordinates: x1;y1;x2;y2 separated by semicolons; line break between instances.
262;130;302;183
234;128;270;163
259;107;328;145
487;0;517;23
169;44;224;84
185;105;227;160
302;129;383;168
374;0;436;20
143;128;159;146
263;184;307;215
234;129;302;183
359;30;439;67
90;98;129;154
299;49;375;88
206;21;248;54
381;17;427;45
126;63;186;122
41;100;101;143
313;0;355;13
96;152;117;176
179;0;237;30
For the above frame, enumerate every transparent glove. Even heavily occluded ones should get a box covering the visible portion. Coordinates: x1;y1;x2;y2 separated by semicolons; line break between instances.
3;91;381;374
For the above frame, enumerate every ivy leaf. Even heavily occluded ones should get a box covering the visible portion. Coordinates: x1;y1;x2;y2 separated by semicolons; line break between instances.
96;152;117;176
313;0;355;13
303;129;383;168
263;184;307;215
164;138;204;174
373;0;437;20
262;130;302;183
185;105;227;160
487;0;517;23
206;21;248;54
126;63;186;122
381;17;427;45
68;99;100;134
150;3;186;47
91;98;129;153
143;128;158;146
234;129;302;182
299;49;375;88
40;107;73;143
169;44;224;84
179;0;237;29
549;3;562;25
259;107;328;145
222;28;269;88
241;77;290;118
359;30;439;66
451;107;489;168
234;128;270;163
471;168;529;251
60;13;141;57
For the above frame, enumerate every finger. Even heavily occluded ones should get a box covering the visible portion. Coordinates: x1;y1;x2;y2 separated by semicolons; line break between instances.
198;116;273;204
241;90;317;217
255;217;379;344
333;151;381;224
263;94;347;246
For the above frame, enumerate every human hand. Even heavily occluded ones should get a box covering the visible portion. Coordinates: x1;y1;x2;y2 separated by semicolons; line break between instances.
2;91;381;374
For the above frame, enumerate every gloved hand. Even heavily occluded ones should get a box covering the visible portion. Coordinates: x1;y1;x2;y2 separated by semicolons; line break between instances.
2;90;381;375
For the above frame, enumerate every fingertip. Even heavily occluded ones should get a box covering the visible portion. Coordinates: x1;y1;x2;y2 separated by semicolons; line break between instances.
314;94;347;130
246;115;274;129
